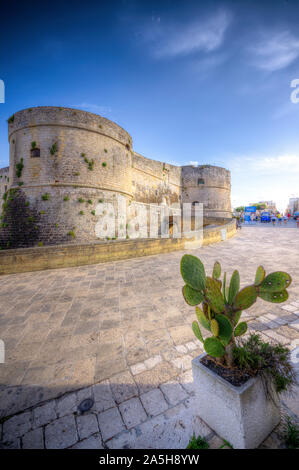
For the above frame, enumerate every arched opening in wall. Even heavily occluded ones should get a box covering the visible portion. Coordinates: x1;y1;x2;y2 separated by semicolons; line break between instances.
31;147;40;158
192;201;200;206
197;178;204;185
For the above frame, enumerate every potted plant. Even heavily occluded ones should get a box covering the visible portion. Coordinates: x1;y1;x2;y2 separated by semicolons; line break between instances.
180;254;296;449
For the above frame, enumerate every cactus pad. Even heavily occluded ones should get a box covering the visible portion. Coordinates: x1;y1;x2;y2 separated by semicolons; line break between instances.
260;272;292;292
254;266;265;286
180;255;206;291
204;337;225;357
202;302;209;320
233;286;257;311
210;319;219;337
212;261;221;279
182;285;204;306
258;289;289;303
205;277;225;314
234;310;242;325
215;314;233;346
228;270;240;305
222;272;227;302
192;321;204;343
234;321;248;337
196;306;211;331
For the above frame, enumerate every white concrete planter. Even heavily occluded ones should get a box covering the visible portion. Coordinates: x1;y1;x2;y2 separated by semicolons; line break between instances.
192;354;281;449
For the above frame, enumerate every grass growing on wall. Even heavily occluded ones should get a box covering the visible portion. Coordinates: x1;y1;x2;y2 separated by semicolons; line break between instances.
16;158;24;178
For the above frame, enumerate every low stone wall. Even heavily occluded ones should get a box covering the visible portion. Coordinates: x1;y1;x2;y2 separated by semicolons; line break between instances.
0;220;236;275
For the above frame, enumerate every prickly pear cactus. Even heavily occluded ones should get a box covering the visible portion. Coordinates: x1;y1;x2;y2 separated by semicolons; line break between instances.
228;270;240;305
210;319;219;337
183;285;204;306
259;272;291;292
234;321;248;337
205;277;225;314
180;255;292;367
212;261;221;280
233;286;257;311
204;337;225;357
254;265;265;286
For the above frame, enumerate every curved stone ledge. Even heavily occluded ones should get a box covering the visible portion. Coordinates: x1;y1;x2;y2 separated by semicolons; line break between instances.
8;106;132;146
0;219;236;275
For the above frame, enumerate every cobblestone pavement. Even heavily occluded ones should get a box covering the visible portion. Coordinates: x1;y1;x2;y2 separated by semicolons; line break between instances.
0;225;298;448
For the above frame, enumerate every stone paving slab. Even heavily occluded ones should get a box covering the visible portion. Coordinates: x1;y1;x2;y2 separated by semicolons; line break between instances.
0;225;298;448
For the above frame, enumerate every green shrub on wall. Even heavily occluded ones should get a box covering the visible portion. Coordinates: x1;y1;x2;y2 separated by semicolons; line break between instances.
68;230;76;238
16;158;24;178
50;142;58;155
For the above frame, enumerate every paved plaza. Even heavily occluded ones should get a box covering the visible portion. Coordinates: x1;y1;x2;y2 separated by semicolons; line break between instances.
0;224;298;448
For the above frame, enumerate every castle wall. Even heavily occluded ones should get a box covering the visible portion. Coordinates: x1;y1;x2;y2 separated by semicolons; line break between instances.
0;106;232;249
132;152;181;205
181;165;231;218
8;107;133;196
0;167;10;203
1;107;133;247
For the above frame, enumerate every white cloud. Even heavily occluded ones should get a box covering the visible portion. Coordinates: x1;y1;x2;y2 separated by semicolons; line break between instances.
230;153;299;173
253;154;299;172
229;153;299;211
249;31;299;71
189;161;199;166
143;10;231;59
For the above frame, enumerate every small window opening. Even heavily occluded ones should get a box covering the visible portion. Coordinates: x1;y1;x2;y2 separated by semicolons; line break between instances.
31;148;40;158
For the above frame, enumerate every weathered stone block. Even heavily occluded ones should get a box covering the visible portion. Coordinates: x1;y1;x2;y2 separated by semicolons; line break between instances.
119;397;147;429
192;354;281;449
22;427;44;449
140;389;169;416
33;401;57;428
97;407;125;441
45;415;78;449
3;411;32;439
76;413;99;440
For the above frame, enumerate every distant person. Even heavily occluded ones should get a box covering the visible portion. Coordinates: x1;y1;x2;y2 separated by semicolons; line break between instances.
277;213;282;225
283;215;288;225
288;213;291;219
271;214;276;225
297;216;299;228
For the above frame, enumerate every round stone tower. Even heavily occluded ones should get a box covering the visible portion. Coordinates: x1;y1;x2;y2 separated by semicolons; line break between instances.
181;165;231;218
4;106;133;246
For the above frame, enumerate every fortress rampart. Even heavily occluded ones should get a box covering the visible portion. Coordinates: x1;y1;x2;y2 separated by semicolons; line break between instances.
0;106;232;248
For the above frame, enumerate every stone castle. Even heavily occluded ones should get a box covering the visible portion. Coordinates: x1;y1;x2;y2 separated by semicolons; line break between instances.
0;106;231;248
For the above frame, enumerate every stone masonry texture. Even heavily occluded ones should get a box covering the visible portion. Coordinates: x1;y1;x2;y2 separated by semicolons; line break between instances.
0;224;298;449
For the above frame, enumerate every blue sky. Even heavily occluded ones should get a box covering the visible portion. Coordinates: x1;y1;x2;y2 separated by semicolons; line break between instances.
1;0;299;211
